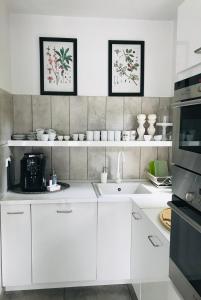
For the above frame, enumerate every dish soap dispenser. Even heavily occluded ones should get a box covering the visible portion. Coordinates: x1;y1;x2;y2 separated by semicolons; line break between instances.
101;167;108;183
51;168;57;186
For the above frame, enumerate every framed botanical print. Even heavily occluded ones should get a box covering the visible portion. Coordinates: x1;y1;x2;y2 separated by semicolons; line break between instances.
108;40;145;96
39;37;77;95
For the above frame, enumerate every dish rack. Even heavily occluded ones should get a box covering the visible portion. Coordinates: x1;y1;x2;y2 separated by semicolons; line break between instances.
146;171;172;187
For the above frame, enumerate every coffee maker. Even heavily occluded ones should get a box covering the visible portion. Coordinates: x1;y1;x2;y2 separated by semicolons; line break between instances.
20;153;46;192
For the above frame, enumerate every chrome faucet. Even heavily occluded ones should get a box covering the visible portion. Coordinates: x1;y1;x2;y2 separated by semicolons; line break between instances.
116;151;125;183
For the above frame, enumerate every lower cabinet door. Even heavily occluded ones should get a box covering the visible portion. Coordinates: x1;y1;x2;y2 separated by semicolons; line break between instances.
97;201;131;281
32;203;97;284
1;205;31;287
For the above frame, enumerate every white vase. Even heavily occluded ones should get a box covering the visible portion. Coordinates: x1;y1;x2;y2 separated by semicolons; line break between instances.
137;114;146;141
147;114;156;136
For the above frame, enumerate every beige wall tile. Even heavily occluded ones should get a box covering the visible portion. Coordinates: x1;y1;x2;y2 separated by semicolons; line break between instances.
106;147;123;180
32;96;51;130
123;97;141;130
88;97;106;130
70;96;87;134
70;148;87;180
13;95;32;133
141;97;159;115
0;91;13;145
140;147;157;178
88;148;106;180
123;148;140;179
106;97;123;130
52;147;69;180
51;96;69;135
157;147;169;162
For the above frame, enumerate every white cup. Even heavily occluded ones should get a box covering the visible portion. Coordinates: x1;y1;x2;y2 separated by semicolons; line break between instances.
41;133;49;141
64;135;70;141
115;131;121;141
101;131;107;141
122;131;130;141
48;133;56;141
79;133;85;141
130;130;137;141
72;133;79;141
57;135;63;141
86;131;93;141
108;131;115;141
94;131;100;141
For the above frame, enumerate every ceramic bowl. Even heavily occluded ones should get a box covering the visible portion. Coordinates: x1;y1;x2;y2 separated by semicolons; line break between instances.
154;135;162;141
48;133;56;141
41;134;49;141
57;135;63;141
64;135;70;141
144;135;152;141
36;128;44;135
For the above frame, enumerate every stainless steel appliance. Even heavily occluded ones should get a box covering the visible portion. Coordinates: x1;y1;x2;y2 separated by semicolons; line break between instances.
169;73;201;300
20;153;46;192
173;73;201;175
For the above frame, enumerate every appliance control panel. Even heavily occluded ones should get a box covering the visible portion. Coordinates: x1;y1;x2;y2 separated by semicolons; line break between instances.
172;165;201;212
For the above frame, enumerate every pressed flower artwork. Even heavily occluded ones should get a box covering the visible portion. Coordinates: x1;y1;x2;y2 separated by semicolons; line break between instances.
40;37;77;95
108;40;144;96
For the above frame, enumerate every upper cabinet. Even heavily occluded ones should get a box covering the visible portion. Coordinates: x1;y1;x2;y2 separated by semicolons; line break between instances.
176;0;201;73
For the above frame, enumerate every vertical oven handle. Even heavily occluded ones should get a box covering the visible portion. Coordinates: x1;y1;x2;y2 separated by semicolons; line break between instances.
168;201;201;234
173;98;201;108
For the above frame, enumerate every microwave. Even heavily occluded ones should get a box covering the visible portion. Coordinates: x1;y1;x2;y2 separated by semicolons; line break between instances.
173;73;201;175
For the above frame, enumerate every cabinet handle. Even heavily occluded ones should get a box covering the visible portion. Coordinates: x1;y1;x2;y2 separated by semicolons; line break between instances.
7;212;24;215
56;210;72;214
194;47;201;54
132;212;142;220
148;235;163;247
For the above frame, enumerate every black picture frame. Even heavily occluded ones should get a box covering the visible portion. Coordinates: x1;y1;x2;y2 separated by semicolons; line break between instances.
39;37;77;95
108;40;145;97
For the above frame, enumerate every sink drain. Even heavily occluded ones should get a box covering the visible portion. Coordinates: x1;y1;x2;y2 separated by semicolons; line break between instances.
118;188;121;192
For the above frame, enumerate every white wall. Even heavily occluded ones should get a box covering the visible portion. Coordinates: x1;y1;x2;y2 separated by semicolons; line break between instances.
0;0;11;91
9;14;175;96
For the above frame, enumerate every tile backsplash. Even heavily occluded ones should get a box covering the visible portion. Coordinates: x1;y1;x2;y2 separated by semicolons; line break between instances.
12;95;173;183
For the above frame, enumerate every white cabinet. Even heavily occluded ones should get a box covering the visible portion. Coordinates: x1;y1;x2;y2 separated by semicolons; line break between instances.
176;0;201;73
1;205;31;287
32;202;97;284
97;201;131;281
131;203;169;300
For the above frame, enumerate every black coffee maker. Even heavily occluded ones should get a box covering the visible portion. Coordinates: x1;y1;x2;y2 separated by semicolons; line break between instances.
20;153;46;192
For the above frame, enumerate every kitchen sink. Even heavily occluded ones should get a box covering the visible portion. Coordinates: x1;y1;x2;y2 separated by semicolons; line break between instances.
94;182;151;196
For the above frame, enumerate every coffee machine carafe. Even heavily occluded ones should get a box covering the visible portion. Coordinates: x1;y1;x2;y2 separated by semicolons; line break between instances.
20;153;46;192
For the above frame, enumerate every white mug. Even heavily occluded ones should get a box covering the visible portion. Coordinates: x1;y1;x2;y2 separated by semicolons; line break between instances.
108;131;115;141
72;133;79;141
86;131;93;141
130;130;136;141
115;131;121;141
79;133;85;141
122;131;130;141
101;131;107;141
94;131;100;141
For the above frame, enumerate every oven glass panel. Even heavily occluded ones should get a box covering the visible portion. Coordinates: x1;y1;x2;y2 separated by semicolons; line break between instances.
179;104;201;154
170;201;201;295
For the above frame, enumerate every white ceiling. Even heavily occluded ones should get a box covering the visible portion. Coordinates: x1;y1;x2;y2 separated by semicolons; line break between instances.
7;0;183;20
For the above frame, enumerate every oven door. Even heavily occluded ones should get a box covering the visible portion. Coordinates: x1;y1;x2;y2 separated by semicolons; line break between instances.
173;98;201;174
169;197;201;300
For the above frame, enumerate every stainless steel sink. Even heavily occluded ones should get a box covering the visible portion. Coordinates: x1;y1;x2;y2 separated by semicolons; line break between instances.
93;182;151;196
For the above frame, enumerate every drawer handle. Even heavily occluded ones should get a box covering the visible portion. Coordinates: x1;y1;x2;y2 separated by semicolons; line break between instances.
132;212;142;220
194;47;201;54
7;212;24;215
56;210;72;214
148;235;163;247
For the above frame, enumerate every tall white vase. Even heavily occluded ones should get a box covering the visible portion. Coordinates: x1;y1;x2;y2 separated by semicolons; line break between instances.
147;114;157;137
137;114;146;141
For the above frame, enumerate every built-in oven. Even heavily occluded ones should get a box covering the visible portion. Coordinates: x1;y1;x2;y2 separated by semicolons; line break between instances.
169;165;201;300
173;73;201;174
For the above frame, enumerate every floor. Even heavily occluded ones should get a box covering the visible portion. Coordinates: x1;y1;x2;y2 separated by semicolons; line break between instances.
0;285;136;300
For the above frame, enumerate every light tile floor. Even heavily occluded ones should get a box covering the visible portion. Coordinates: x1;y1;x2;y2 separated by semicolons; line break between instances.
0;285;136;300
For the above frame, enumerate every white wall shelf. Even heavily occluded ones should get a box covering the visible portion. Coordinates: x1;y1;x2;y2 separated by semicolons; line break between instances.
8;140;172;148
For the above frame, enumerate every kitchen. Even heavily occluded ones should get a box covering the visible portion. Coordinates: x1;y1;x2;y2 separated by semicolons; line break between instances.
0;0;200;299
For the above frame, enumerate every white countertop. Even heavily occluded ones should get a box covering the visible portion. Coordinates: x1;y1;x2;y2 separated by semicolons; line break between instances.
0;182;97;204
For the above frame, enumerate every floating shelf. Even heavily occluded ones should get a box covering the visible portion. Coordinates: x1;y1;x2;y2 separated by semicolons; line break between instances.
8;140;172;147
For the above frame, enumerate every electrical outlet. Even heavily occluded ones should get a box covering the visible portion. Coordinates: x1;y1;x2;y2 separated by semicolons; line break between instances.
5;157;11;168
